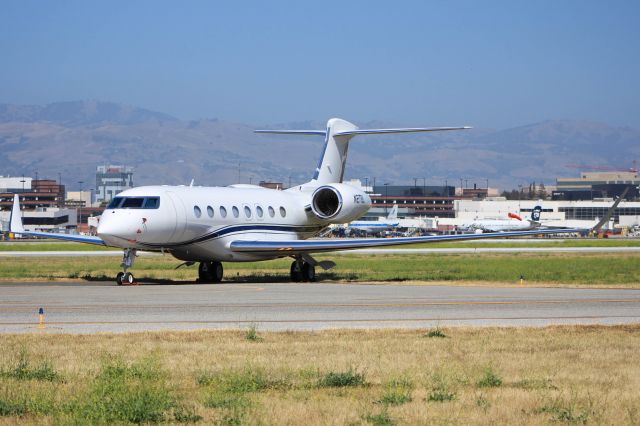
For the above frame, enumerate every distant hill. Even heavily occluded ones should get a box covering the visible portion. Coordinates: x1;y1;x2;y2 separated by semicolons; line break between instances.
0;100;638;191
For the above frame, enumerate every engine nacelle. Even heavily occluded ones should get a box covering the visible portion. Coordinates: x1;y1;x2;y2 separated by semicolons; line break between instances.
310;184;371;223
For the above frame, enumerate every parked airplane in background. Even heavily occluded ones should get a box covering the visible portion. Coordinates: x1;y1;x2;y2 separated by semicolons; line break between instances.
10;118;582;285
347;204;399;235
460;206;543;233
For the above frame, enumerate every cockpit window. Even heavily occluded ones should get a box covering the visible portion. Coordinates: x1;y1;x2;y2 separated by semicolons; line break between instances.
108;196;160;209
143;197;160;209
107;197;123;209
121;197;145;208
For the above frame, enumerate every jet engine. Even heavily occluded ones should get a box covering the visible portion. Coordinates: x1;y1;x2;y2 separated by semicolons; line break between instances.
310;184;371;223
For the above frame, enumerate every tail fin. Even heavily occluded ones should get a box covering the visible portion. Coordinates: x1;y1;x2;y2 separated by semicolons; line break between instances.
9;194;25;236
256;118;471;184
530;206;542;222
387;204;398;220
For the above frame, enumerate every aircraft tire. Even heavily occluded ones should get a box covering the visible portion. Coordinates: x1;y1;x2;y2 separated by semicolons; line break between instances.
198;262;214;283
212;261;223;283
302;263;316;282
116;272;124;286
123;272;135;285
290;261;303;282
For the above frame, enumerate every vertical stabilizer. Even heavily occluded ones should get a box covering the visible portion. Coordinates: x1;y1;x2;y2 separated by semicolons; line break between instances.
531;206;542;222
387;204;398;220
9;194;25;235
312;118;358;184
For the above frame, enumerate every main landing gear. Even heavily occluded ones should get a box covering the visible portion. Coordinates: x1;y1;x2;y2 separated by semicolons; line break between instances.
198;261;224;283
290;257;316;282
116;248;137;285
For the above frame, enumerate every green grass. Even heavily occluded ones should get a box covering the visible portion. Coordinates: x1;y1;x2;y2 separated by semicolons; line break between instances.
1;250;640;285
0;241;116;251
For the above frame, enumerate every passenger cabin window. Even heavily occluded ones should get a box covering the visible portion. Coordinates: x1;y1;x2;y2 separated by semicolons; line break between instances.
268;206;275;218
220;206;227;218
256;206;263;218
207;206;214;218
232;206;239;218
279;206;286;217
193;206;202;218
244;206;252;218
107;196;160;209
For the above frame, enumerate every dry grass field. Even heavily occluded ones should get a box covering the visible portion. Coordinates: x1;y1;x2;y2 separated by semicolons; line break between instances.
1;326;639;425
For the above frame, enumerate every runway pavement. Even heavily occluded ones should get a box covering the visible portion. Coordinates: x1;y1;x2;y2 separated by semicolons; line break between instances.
1;281;639;333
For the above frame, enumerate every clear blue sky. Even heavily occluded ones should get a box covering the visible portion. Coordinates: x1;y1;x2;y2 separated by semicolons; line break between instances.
1;0;638;129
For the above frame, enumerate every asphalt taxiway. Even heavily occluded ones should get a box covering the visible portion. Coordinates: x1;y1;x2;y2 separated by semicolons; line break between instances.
0;281;639;333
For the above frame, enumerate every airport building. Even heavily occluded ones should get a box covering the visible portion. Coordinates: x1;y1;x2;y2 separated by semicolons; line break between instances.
553;171;640;200
451;198;640;229
95;165;134;203
0;176;76;233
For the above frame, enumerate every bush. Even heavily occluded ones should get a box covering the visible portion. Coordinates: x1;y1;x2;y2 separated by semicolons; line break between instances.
424;328;447;338
318;369;365;388
364;411;394;426
477;367;502;388
378;379;412;406
1;349;61;382
244;324;262;342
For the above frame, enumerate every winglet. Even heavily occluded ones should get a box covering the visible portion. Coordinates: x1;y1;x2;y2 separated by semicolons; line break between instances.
9;194;25;235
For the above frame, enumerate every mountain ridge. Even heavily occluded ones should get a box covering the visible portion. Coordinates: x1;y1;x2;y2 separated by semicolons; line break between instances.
0;100;637;191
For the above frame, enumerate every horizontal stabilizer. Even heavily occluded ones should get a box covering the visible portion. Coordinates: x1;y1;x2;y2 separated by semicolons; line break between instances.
334;126;471;137
254;130;327;136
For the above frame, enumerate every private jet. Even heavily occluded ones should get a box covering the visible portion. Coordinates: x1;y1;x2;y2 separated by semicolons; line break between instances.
9;118;582;285
460;206;543;233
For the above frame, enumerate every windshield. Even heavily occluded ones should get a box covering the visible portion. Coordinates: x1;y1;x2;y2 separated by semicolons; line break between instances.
107;196;160;209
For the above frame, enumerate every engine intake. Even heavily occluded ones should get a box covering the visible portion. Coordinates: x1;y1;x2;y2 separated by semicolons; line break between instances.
311;186;343;219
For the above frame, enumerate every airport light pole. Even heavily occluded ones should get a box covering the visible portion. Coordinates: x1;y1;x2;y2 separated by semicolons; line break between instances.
78;181;84;232
384;183;389;214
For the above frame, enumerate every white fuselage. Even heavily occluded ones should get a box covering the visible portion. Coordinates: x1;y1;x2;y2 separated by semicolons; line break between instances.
347;220;400;234
96;184;370;262
460;218;535;233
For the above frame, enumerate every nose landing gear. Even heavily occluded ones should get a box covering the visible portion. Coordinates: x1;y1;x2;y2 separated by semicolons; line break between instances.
116;248;137;285
198;261;224;283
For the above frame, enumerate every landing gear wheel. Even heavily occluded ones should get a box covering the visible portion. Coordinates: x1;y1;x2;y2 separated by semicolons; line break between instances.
116;272;124;286
123;272;135;285
211;261;223;283
199;261;224;283
290;261;303;282
302;263;316;282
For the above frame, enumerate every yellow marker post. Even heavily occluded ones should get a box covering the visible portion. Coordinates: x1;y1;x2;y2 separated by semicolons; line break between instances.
38;307;44;329
519;275;525;287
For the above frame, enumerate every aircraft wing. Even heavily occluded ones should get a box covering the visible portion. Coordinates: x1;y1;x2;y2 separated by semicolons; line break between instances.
8;194;106;246
229;228;585;254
